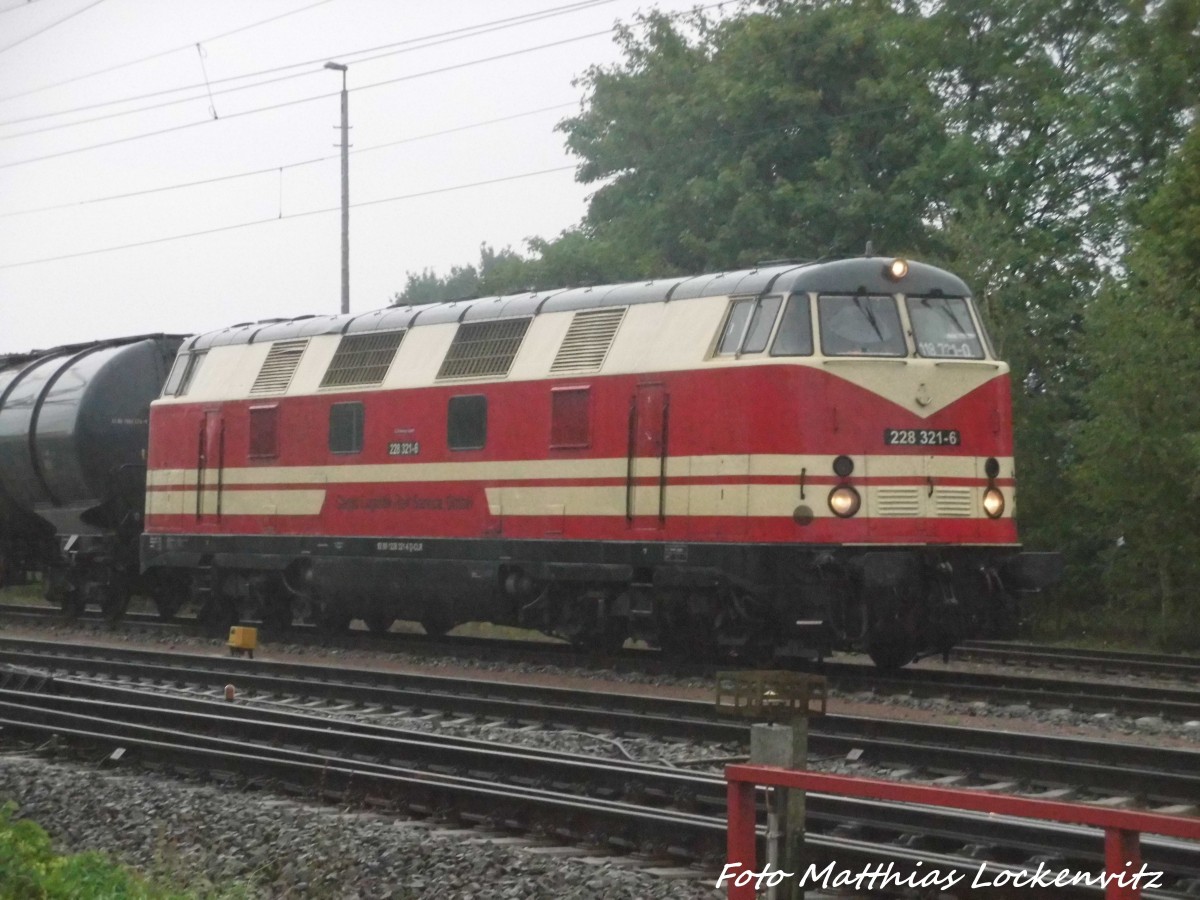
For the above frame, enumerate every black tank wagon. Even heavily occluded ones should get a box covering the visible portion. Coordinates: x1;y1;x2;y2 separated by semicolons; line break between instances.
0;334;184;618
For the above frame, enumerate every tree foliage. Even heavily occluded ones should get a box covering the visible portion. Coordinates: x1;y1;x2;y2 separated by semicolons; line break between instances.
1071;124;1200;646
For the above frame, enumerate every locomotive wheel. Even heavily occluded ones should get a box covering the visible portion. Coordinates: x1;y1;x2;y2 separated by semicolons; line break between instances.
866;637;916;671
261;595;294;632
364;615;395;635
313;606;352;633
198;597;239;633
420;616;451;637
569;618;627;654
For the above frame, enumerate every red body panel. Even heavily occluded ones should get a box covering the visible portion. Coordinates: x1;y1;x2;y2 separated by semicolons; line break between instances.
145;364;1018;546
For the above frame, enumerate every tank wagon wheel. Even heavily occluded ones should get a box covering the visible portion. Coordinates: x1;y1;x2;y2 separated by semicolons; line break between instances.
364;615;395;635
59;591;86;620
99;584;130;626
153;596;184;621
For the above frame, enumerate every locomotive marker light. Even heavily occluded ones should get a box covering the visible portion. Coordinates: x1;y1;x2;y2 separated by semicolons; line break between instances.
828;485;861;518
829;456;860;517
983;487;1006;519
983;457;1004;518
884;258;909;281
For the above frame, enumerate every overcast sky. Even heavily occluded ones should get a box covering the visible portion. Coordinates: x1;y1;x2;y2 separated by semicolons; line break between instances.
0;0;707;353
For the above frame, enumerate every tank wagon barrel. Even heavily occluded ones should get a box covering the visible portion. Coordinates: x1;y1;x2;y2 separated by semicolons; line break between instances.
0;334;185;616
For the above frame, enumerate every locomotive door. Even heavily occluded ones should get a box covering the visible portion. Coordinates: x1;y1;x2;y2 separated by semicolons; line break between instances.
195;410;225;521
626;384;669;530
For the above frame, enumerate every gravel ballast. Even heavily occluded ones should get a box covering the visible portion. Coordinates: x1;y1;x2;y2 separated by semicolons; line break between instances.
0;754;722;899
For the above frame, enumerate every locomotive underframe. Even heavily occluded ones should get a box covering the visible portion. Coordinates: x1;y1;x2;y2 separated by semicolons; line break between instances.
141;533;1055;666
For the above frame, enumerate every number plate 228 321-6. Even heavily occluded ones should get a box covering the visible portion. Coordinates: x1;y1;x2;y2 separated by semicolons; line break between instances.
883;429;961;447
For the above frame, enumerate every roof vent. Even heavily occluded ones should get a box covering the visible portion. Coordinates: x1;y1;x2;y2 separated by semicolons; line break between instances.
550;307;627;375
251;339;308;394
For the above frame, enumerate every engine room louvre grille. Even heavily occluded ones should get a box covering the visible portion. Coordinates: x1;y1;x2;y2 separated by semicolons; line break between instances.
934;486;974;518
251;339;309;394
872;486;921;518
320;330;405;389
437;318;530;380
550;307;627;374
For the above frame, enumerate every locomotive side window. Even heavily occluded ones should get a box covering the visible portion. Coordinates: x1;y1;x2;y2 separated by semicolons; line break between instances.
550;387;590;449
818;295;906;357
162;353;188;396
769;295;814;356
717;296;782;356
448;395;487;450
249;405;279;459
906;296;985;359
329;401;364;454
166;350;208;396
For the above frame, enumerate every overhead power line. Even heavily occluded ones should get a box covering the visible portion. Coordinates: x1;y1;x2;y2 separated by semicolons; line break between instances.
0;0;616;120
0;0;107;54
0;102;577;218
0;0;332;102
0;29;610;170
0;164;578;269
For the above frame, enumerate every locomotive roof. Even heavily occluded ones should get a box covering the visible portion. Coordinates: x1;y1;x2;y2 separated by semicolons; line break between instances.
184;257;970;351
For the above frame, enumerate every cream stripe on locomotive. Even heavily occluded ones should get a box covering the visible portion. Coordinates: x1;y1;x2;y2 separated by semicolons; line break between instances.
145;453;1014;520
145;453;1014;488
149;490;328;517
144;481;1010;520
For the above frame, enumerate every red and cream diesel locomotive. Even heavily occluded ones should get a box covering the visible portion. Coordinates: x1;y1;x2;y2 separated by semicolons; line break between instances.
140;256;1060;667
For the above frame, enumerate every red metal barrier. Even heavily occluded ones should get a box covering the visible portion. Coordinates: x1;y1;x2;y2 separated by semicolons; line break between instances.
723;764;1200;900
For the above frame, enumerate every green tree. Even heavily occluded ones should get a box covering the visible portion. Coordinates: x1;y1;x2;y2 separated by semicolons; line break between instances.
560;0;950;273
1071;123;1200;648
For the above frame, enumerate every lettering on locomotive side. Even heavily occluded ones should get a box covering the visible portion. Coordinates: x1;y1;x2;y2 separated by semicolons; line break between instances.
376;541;424;553
336;494;474;512
387;440;420;457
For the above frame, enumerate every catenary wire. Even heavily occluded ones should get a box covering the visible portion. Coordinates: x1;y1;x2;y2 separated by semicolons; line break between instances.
0;0;108;54
0;0;617;122
0;164;577;269
0;102;577;218
0;28;612;170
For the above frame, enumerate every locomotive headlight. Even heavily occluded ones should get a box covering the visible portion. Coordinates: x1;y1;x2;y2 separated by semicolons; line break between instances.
983;487;1005;518
885;258;909;281
828;485;861;518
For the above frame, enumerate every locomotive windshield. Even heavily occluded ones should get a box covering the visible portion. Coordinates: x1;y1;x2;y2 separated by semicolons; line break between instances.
906;296;985;359
818;295;906;357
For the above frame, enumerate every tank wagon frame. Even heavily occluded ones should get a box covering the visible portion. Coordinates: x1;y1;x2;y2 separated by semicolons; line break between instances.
140;257;1059;667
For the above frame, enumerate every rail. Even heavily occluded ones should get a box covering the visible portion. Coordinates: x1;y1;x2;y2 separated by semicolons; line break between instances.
723;765;1200;900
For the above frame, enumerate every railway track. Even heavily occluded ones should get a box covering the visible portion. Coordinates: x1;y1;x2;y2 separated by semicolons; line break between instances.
6;598;1200;722
956;640;1200;682
3;651;1200;897
3;636;1200;806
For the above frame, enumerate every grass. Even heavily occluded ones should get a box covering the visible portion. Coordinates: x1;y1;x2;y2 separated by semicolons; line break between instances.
0;802;255;900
